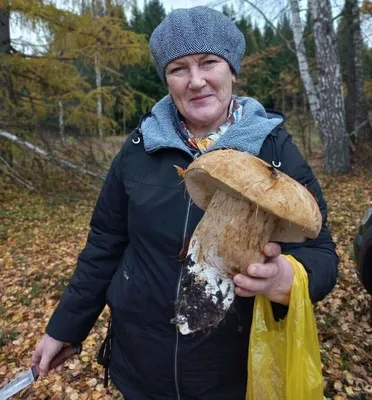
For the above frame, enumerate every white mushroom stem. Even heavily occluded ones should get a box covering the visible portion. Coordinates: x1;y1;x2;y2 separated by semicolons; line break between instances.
193;188;278;276
174;188;279;334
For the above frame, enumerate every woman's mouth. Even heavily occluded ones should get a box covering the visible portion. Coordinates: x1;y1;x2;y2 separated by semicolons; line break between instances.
190;95;212;103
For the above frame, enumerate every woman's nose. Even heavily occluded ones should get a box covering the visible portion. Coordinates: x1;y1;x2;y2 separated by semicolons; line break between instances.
188;67;206;90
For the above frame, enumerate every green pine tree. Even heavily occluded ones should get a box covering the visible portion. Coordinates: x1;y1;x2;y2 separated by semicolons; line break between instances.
123;0;167;131
130;0;144;33
236;16;258;56
142;0;166;38
253;25;264;50
221;4;236;20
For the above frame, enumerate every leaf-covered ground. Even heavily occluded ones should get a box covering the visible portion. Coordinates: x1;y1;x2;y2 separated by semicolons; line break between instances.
0;158;371;400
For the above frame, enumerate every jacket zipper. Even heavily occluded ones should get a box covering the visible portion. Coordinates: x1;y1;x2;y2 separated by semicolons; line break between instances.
174;189;193;400
141;126;197;399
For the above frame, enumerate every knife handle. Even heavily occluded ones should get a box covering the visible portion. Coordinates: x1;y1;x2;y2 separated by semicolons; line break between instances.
49;343;82;370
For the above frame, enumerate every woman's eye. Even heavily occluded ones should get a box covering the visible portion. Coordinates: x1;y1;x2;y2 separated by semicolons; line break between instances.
202;59;218;67
170;66;185;74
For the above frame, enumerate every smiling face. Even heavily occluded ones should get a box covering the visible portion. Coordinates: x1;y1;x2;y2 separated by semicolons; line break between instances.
165;54;236;138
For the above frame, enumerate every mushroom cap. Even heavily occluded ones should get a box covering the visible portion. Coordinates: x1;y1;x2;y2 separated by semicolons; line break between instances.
184;149;322;242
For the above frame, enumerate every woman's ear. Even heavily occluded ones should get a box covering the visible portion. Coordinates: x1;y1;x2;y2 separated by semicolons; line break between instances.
232;74;236;84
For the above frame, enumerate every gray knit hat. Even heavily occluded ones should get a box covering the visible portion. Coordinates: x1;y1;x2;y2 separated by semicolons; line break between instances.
149;6;246;83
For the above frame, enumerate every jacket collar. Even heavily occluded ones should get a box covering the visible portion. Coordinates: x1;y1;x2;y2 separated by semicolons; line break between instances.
140;95;284;157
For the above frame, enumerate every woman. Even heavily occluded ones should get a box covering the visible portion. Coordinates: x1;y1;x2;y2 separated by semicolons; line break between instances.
32;7;338;400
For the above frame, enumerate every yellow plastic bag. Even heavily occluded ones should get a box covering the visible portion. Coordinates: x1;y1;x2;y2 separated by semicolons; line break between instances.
247;255;323;400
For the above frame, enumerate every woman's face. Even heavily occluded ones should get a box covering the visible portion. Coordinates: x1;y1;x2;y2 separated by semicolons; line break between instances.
165;54;236;136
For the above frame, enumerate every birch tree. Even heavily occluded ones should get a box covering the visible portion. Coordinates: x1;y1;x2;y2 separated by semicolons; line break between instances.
289;0;350;174
288;0;320;123
58;100;65;143
91;0;104;139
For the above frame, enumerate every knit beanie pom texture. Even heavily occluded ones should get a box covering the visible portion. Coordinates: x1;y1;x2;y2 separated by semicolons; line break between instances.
149;6;246;83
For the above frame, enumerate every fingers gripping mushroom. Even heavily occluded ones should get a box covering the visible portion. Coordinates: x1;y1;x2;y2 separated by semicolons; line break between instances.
173;149;322;335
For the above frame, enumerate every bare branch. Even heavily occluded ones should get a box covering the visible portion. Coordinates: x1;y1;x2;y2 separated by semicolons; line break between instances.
0;130;105;180
0;156;37;191
242;0;297;55
349;117;372;138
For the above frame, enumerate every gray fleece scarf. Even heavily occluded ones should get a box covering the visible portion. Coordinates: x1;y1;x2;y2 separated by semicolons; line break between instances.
141;95;283;157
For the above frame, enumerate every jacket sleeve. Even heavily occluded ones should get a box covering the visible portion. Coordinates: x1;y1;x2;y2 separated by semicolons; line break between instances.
277;133;339;302
46;146;129;343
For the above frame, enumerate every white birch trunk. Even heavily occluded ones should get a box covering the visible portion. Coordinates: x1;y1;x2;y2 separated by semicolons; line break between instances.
58;100;65;144
288;0;320;129
91;0;104;139
95;53;104;139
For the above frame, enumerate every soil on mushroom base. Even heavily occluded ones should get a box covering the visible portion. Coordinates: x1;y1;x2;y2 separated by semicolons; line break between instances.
172;255;232;334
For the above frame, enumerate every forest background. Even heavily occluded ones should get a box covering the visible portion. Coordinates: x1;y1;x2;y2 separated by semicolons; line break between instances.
0;0;372;399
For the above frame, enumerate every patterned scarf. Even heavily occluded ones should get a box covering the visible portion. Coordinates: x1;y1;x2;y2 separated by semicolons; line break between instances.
172;98;243;154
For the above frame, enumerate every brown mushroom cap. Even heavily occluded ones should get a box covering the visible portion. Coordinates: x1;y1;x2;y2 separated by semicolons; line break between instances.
184;149;322;242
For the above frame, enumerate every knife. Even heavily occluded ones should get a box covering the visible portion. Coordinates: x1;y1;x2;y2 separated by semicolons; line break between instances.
0;343;82;400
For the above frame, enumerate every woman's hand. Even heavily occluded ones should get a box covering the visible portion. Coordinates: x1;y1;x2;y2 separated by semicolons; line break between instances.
233;243;294;305
31;334;68;377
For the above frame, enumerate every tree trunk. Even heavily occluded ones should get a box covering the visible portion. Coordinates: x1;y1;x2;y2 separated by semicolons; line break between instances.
289;0;351;174
309;0;350;174
58;100;65;144
91;1;104;139
95;54;104;139
344;0;372;143
81;0;87;15
0;3;11;97
303;90;307;115
0;5;10;54
288;0;321;130
0;3;13;166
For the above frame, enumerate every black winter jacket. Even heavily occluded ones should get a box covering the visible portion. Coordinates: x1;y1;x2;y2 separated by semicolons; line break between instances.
47;122;338;400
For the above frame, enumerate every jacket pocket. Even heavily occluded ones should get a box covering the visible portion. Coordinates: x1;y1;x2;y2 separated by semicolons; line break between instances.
106;259;149;333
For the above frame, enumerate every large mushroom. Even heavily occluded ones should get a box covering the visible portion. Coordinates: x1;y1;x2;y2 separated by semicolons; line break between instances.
173;149;322;335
